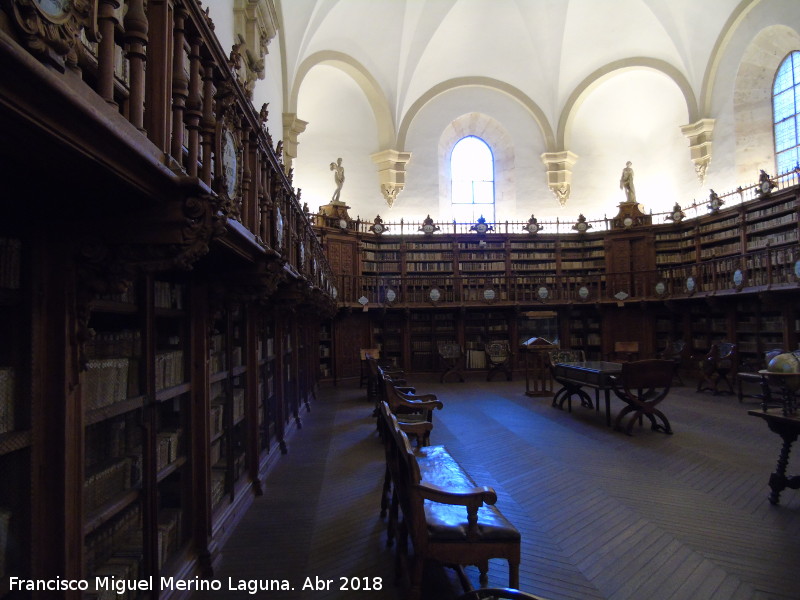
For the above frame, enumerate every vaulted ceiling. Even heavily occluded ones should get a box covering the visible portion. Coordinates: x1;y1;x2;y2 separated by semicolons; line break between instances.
264;0;800;224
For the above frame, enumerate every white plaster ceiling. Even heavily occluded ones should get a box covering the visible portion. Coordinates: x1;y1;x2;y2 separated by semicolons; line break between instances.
274;0;800;224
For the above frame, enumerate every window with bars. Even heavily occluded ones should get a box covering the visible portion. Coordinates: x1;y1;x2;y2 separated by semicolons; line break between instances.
773;51;800;176
450;136;495;223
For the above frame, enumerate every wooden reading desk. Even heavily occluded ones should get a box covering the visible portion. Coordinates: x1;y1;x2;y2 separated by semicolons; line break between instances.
552;361;623;427
748;408;800;505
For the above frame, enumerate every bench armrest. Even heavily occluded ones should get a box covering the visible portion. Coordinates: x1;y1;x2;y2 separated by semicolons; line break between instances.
399;392;439;402
397;421;433;436
394;397;444;412
416;481;497;506
393;385;415;393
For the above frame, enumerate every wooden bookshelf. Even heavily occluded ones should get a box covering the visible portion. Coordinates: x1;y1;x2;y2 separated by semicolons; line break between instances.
0;234;30;589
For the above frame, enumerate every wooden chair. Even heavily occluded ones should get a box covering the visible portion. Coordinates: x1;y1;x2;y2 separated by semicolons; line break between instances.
660;339;690;385
695;342;739;395
485;341;514;381
546;349;589;411
610;359;674;435
438;341;465;383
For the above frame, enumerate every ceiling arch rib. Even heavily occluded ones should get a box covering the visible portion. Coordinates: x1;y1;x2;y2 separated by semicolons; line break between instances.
557;57;700;150
291;50;396;150
397;77;555;151
700;0;762;115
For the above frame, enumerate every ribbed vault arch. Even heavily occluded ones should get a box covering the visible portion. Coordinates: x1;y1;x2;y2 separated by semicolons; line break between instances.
290;51;396;150
556;58;698;150
397;77;555;151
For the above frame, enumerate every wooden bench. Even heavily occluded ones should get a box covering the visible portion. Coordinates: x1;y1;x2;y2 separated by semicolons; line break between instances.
380;405;520;600
366;354;406;405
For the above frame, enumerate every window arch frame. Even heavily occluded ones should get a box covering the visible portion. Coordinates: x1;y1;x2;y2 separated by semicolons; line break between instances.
773;50;800;176
449;135;496;223
438;113;515;224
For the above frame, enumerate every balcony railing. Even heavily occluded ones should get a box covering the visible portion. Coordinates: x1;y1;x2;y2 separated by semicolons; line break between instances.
1;0;333;296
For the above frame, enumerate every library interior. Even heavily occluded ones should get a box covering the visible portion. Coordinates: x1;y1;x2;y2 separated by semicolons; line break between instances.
2;1;800;599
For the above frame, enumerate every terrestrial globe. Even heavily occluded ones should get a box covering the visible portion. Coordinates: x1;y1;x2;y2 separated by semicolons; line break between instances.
766;351;800;391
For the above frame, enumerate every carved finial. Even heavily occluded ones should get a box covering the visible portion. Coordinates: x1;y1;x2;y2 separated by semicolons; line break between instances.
572;214;592;233
708;189;723;213
259;103;269;129
229;42;243;73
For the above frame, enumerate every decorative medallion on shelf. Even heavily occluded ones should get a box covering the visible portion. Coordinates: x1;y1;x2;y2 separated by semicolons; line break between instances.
275;206;284;251
794;259;800;281
384;288;398;304
572;214;592;233
419;215;440;235
537;286;549;301
757;169;777;196
9;0;100;65
686;276;697;295
611;202;651;229
655;281;668;297
470;215;494;235
614;291;629;302
221;129;239;200
369;215;388;236
357;296;369;307
338;218;348;230
331;286;338;300
577;285;590;301
482;287;497;303
707;189;724;213
733;268;745;291
665;203;685;223
523;215;541;234
429;287;441;303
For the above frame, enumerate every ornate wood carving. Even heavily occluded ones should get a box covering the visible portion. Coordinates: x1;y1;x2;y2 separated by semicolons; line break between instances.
5;0;100;69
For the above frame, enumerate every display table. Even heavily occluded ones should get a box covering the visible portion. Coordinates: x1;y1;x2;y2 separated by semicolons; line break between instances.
552;361;622;426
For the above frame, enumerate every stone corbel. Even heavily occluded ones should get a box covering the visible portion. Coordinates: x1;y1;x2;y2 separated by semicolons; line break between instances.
680;118;715;184
282;113;308;173
541;151;578;207
233;0;278;88
371;149;412;208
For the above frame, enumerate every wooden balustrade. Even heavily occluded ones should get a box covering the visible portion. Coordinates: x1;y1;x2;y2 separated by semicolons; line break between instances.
0;0;330;297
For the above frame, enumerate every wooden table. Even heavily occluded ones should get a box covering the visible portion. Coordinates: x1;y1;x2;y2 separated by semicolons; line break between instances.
552;361;622;427
748;408;800;505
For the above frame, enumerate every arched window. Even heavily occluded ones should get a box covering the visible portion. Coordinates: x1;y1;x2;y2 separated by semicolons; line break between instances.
450;136;495;223
773;51;800;175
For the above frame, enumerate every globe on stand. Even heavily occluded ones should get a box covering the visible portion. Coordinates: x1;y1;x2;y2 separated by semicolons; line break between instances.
761;351;800;414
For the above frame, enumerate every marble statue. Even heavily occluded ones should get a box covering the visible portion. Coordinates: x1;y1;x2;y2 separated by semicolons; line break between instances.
330;157;345;203
619;161;636;203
